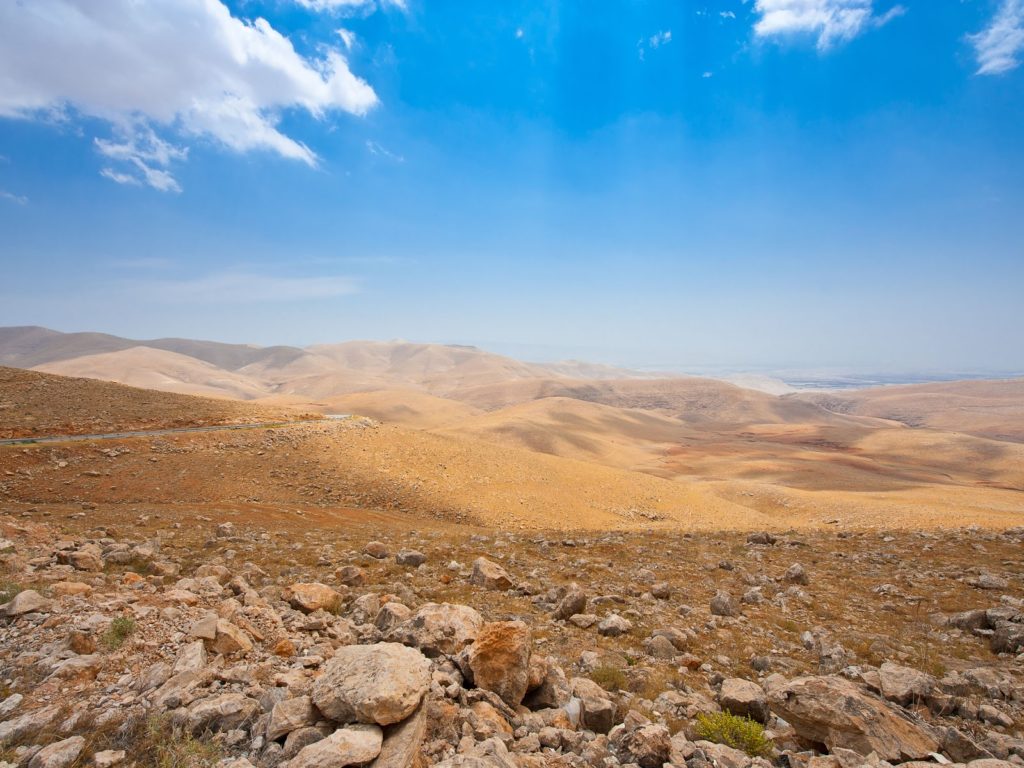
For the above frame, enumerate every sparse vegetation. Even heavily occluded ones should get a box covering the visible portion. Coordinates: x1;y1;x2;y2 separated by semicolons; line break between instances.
137;717;223;768
695;712;774;758
101;616;137;650
591;664;627;692
0;580;23;604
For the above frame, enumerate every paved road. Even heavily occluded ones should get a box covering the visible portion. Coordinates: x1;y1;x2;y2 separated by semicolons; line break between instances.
0;419;326;447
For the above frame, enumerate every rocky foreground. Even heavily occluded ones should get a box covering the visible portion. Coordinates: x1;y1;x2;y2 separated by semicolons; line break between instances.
0;512;1022;768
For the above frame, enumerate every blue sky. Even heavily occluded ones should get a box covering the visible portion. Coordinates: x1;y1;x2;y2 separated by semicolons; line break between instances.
1;0;1022;372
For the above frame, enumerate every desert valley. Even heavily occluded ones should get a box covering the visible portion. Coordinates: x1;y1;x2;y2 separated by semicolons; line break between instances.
0;326;1023;768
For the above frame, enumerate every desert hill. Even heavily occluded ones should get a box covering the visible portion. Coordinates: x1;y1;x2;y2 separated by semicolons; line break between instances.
0;366;314;439
34;346;273;400
0;325;305;371
796;379;1024;442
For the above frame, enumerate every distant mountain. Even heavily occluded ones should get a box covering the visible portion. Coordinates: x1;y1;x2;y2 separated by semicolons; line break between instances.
0;325;305;370
0;326;647;402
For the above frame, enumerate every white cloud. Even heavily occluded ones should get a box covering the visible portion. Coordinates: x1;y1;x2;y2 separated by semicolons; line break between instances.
294;0;406;13
650;30;673;48
970;0;1024;75
336;28;357;50
127;272;359;303
753;0;905;50
0;190;28;205
365;140;404;163
0;0;380;191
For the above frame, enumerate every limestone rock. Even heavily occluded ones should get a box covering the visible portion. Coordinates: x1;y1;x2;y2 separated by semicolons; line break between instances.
2;590;52;616
710;591;739;617
571;677;616;734
597;614;631;637
289;724;383;768
395;550;426;567
878;662;934;707
267;695;320;741
768;675;939;761
28;736;85;768
285;583;343;614
186;693;260;734
719;677;769;723
312;642;431;726
470;558;514;590
370;703;427;768
387;602;483;657
552;583;586;620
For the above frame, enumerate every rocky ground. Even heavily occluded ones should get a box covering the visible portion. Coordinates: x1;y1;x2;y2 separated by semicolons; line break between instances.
0;503;1022;768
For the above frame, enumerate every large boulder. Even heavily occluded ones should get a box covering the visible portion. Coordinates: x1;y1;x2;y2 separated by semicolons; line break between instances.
1;590;53;617
463;620;532;708
312;643;431;726
768;675;939;761
387;602;483;657
288;724;383;768
470;558;514;590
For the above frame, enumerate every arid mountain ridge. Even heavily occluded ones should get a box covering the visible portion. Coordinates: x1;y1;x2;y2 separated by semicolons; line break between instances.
2;325;1023;531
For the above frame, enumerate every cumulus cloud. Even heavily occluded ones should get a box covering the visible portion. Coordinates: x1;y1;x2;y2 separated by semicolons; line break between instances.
0;0;380;191
970;0;1024;75
753;0;905;50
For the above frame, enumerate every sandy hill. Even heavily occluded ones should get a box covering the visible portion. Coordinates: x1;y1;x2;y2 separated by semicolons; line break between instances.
35;346;274;400
0;366;314;439
446;376;851;427
796;379;1024;442
435;396;688;470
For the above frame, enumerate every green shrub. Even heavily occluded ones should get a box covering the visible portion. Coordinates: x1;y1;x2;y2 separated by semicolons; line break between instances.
590;664;627;692
694;711;773;758
101;616;137;650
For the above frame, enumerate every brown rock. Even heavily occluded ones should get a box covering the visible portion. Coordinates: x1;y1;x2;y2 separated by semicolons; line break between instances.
470;557;514;590
464;620;532;708
768;675;939;761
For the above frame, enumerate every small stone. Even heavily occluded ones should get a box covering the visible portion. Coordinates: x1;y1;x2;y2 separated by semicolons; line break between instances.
552;583;587;620
363;541;389;559
710;591;738;617
470;557;514;590
784;563;810;585
597;614;632;637
285;583;343;614
395;550;426;567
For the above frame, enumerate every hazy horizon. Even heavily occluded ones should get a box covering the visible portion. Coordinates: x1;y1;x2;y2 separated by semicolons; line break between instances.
2;1;1023;372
